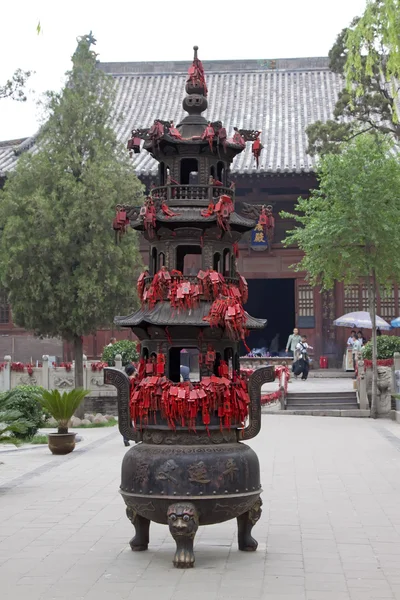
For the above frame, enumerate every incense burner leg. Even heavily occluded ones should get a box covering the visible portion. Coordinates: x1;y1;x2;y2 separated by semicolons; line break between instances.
237;497;262;551
167;502;199;568
126;507;150;551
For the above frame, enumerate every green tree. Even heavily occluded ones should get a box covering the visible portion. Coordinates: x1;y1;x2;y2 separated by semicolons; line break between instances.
0;34;143;397
281;134;400;417
1;69;31;102
307;1;400;156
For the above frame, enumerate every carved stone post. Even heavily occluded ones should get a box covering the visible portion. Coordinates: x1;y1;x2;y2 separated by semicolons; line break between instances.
115;354;123;371
357;359;369;410
83;354;88;389
377;366;392;418
3;355;11;392
42;355;50;390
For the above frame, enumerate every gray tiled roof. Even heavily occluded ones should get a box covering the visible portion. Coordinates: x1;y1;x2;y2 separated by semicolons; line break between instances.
0;56;343;177
116;301;267;329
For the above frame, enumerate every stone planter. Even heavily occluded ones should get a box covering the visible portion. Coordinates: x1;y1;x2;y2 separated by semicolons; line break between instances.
47;432;76;455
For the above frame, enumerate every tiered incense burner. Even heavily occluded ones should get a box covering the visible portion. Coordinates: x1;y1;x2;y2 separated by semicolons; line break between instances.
105;47;273;568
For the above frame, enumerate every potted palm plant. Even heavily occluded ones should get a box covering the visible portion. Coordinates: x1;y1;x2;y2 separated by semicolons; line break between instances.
34;389;90;455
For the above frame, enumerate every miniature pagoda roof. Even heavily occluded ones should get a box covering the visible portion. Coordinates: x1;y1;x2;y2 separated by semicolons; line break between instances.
115;302;267;330
0;57;343;178
130;206;256;232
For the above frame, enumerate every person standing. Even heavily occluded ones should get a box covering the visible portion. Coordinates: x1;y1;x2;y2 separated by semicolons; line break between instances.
107;337;117;347
286;328;301;358
352;333;363;375
296;335;313;381
347;330;357;346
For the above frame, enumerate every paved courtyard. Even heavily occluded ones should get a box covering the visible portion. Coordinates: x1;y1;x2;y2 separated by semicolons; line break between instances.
2;416;400;599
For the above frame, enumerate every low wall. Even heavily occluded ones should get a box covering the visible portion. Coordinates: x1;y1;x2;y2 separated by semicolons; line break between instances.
83;392;117;415
0;354;121;399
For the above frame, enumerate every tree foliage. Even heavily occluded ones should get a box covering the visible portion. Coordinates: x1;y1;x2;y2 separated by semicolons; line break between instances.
281;133;400;416
307;1;400;156
0;35;143;388
0;69;31;102
102;339;139;366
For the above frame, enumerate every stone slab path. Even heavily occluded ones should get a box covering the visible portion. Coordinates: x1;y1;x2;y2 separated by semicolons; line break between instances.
2;416;400;599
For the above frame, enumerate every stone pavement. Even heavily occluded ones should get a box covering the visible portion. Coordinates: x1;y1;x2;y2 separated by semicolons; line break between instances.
3;417;400;599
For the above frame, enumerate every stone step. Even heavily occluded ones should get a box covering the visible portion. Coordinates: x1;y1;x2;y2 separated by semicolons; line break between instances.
287;397;357;405
287;392;357;398
286;403;359;410
280;409;370;417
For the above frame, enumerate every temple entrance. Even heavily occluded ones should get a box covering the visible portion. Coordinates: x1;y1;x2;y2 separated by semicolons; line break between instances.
243;279;296;356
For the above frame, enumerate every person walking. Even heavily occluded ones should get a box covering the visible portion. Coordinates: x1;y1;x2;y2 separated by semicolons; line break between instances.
295;335;313;381
286;328;301;358
123;363;137;447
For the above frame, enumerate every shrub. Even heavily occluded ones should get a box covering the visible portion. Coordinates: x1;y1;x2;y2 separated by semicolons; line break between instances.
2;385;45;438
362;335;400;360
0;391;35;445
101;339;139;366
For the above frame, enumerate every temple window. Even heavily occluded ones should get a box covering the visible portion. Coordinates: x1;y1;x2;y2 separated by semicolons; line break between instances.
213;252;222;273
234;352;240;373
180;158;198;185
214;352;221;376
223;249;230;277
151;247;157;275
159;162;165;185
176;245;202;275
230;255;236;277
224;348;234;377
217;161;225;184
169;347;200;382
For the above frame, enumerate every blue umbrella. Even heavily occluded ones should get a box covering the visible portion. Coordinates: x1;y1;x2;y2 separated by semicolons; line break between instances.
391;317;400;328
333;311;391;330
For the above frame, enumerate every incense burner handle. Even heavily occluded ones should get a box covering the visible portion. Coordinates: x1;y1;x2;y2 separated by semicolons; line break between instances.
104;367;140;442
242;366;275;441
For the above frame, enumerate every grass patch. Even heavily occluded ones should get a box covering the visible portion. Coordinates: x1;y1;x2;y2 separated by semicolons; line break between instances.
28;434;48;444
42;417;118;429
77;418;117;428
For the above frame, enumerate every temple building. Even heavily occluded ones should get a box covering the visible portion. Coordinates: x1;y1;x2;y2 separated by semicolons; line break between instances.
1;55;398;364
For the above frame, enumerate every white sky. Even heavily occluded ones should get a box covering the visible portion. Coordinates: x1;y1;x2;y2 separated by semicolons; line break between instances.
0;0;367;141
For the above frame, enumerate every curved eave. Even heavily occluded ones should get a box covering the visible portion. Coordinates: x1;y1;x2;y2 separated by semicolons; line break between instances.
115;302;266;330
129;210;256;232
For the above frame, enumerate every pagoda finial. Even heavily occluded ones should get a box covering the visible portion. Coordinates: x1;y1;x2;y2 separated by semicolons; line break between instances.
193;45;198;60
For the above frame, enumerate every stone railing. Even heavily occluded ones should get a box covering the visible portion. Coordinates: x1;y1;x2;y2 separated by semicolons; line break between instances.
0;354;124;397
150;184;234;205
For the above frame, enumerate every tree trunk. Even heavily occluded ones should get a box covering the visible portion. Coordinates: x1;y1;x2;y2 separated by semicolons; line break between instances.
73;334;85;419
368;271;378;419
